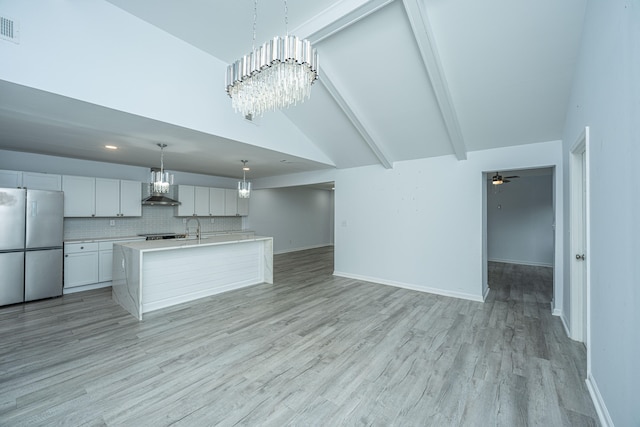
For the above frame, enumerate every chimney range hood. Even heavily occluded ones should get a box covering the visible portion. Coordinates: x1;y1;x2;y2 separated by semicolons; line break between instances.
141;193;181;206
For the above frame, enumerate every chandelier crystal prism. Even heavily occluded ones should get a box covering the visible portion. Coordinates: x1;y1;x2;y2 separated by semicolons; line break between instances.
225;0;318;117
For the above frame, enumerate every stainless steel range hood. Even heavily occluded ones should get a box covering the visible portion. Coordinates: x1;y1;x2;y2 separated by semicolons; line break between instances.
141;192;181;206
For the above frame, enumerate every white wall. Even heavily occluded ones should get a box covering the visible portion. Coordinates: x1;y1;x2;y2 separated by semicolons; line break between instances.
333;140;563;303
0;0;332;165
487;174;554;267
247;187;334;254
561;1;640;426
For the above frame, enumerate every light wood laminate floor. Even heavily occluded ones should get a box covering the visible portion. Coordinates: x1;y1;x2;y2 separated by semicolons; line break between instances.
0;247;598;426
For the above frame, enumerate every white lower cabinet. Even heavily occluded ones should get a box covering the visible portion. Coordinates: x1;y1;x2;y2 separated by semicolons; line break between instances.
99;243;114;282
64;243;99;288
64;238;144;290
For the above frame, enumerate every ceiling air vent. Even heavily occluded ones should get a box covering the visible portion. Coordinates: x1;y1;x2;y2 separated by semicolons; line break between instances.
0;15;19;44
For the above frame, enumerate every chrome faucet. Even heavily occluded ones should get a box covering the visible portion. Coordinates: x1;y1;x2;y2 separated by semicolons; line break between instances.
185;217;201;243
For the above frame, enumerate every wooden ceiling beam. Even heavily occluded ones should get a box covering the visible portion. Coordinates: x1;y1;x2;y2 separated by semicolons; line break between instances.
293;0;395;44
320;64;393;169
402;0;467;160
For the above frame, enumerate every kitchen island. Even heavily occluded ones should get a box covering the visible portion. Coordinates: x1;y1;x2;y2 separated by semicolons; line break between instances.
111;234;273;320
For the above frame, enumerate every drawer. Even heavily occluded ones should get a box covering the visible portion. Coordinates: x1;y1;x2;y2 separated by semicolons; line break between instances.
64;242;99;254
99;241;114;251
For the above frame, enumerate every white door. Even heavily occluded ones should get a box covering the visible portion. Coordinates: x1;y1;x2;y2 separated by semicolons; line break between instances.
570;127;589;343
580;150;587;341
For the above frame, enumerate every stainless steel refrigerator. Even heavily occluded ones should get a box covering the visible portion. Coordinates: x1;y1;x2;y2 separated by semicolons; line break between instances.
0;188;63;306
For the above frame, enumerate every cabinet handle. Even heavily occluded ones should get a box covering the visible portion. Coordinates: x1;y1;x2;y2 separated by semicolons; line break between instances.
65;254;68;257
80;246;84;249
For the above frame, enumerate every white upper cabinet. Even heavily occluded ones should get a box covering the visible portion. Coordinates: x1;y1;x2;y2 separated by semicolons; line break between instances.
95;178;120;217
224;189;238;216
237;196;250;216
209;188;226;216
94;178;141;217
64;176;141;217
175;185;196;216
63;175;96;217
175;185;250;217
224;189;249;216
176;185;222;216
21;172;62;191
194;186;210;216
119;180;142;217
0;170;21;188
0;170;62;190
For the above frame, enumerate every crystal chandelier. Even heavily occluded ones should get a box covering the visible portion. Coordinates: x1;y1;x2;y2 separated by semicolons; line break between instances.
238;160;251;199
225;0;319;117
150;143;174;194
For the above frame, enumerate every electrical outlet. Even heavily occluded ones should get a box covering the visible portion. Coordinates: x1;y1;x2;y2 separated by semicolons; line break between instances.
210;218;215;224
183;218;187;224
109;220;115;226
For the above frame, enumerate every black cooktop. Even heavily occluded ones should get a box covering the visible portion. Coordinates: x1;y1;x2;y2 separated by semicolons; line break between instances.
137;233;186;240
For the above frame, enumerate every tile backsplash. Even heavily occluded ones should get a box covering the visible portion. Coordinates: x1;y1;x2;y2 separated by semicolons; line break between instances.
64;205;244;240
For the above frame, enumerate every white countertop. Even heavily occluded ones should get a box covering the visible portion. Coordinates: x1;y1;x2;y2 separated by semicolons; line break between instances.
64;230;254;244
64;236;145;244
114;234;272;253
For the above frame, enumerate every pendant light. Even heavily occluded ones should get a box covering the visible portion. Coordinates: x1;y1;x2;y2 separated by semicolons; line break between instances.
238;160;251;199
150;143;174;194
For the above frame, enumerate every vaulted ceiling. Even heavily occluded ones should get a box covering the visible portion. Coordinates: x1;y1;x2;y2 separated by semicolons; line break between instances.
0;0;586;180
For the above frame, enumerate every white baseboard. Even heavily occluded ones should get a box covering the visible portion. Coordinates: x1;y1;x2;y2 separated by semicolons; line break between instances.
274;243;333;255
63;281;111;294
488;258;553;268
586;373;614;427
333;271;484;303
559;312;571;338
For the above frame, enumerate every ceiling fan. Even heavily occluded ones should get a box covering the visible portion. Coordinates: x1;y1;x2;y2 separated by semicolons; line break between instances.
490;171;519;185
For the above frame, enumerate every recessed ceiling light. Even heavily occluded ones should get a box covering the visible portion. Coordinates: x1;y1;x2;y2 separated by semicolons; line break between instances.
105;145;118;150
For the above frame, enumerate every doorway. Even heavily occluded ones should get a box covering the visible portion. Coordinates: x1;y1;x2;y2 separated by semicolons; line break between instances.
569;127;590;344
483;167;556;309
